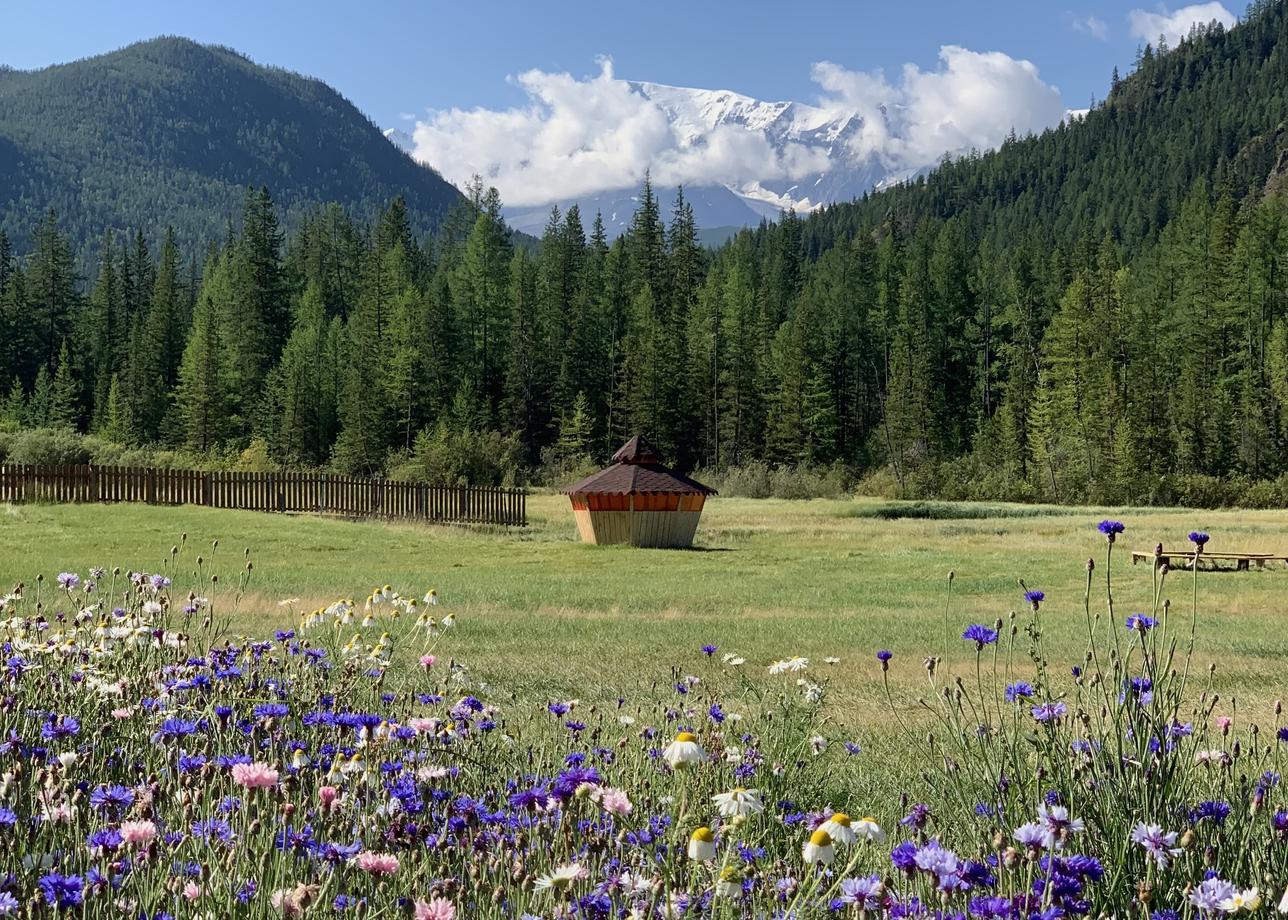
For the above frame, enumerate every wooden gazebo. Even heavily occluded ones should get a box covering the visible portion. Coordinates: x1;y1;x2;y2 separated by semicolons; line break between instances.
562;436;716;548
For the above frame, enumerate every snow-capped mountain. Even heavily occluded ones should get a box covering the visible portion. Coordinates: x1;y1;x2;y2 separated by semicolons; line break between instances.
500;81;903;237
389;79;1076;238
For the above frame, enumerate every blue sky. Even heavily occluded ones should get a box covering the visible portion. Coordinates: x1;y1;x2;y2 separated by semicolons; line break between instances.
0;0;1237;125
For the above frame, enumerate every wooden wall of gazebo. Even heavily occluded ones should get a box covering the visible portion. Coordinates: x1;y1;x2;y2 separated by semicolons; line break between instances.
568;492;707;547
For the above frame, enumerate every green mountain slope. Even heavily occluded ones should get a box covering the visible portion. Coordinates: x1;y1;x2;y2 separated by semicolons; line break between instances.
790;1;1288;261
0;37;461;256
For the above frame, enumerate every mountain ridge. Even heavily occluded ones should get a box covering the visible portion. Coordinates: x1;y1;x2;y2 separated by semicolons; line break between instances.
0;36;463;257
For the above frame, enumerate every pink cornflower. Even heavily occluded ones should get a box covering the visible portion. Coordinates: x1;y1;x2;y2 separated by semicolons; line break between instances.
231;761;279;789
594;786;633;816
318;786;340;811
354;851;400;875
183;882;201;901
118;820;157;845
408;717;439;734
419;654;437;669
1216;716;1233;733
414;897;456;920
111;707;133;720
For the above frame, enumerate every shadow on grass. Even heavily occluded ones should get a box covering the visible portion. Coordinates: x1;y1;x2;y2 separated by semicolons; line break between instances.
845;501;1073;522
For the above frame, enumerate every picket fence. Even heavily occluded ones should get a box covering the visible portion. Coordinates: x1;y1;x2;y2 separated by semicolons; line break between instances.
0;464;526;526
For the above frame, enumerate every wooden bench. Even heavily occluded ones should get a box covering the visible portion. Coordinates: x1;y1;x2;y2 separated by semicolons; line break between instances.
1130;548;1288;571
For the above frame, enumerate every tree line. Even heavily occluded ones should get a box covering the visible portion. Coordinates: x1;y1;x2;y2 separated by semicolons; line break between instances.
1;173;1287;504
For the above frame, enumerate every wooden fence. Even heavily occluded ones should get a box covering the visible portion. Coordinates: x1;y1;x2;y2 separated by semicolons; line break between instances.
0;464;526;526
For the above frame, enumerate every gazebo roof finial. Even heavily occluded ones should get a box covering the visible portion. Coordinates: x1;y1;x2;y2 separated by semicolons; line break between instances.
611;435;662;465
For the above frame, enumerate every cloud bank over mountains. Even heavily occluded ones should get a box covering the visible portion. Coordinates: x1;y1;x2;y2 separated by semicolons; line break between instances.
395;3;1236;232
407;48;1064;213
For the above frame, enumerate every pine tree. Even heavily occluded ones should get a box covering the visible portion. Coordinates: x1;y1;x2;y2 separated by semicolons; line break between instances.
175;268;233;452
49;341;80;429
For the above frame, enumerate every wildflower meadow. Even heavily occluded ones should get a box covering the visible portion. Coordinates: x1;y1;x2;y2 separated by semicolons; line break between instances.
2;522;1287;919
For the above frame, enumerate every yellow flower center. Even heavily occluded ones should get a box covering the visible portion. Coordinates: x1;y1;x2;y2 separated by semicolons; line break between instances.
860;816;877;824
691;827;715;843
676;732;698;743
732;787;747;795
830;813;851;827
809;829;833;847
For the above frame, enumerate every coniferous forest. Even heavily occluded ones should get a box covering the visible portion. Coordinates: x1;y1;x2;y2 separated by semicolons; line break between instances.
4;2;1288;505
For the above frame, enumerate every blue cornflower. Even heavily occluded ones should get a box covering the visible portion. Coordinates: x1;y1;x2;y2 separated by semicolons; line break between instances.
0;806;16;826
0;892;17;915
962;624;999;648
1189;531;1210;548
1005;681;1035;703
708;703;725;724
546;701;569;716
1098;520;1125;541
843;741;862;755
90;784;136;813
38;872;83;908
701;644;718;656
1126;614;1158;632
192;818;235;845
177;754;207;773
1189;800;1231;825
1025;590;1045;609
252;703;288;720
552;766;601;801
154;717;199;742
41;716;80;740
87;827;123;851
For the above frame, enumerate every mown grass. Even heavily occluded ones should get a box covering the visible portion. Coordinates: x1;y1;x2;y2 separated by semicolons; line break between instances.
3;493;1287;729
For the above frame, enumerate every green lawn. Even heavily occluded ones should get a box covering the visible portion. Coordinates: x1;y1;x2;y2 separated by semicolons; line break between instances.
3;493;1286;726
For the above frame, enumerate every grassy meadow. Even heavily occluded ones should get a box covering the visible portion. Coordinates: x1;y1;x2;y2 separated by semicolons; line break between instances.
3;492;1287;727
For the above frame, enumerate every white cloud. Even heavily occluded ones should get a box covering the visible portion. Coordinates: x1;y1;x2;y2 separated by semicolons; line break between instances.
1128;2;1236;46
409;48;1066;208
812;47;1065;169
1068;13;1110;40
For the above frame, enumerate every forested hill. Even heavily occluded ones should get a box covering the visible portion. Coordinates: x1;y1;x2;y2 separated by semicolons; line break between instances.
787;0;1288;262
0;37;461;258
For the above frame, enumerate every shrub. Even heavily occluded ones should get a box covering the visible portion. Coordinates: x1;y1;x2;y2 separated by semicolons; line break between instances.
2;426;92;465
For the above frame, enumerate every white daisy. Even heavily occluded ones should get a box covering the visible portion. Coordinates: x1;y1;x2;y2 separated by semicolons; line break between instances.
712;787;764;818
662;731;707;769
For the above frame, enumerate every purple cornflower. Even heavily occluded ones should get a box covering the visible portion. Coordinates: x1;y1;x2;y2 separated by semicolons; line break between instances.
837;876;884;910
890;841;918;872
962;624;999;648
1031;701;1067;723
56;572;80;590
1013;822;1050;849
1131;822;1182;868
900;803;932;829
1190;878;1236;914
1005;681;1034;703
1098;520;1125;542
